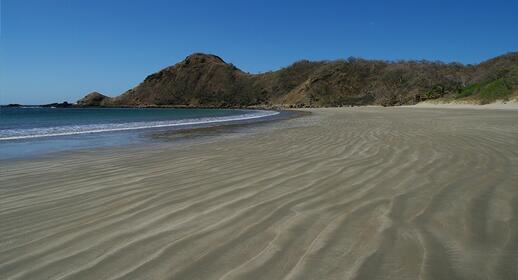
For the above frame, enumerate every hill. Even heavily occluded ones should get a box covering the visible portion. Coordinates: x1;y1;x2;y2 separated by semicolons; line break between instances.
78;52;518;107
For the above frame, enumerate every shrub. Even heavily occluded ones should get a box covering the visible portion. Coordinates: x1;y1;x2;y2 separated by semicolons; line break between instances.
479;79;512;104
456;83;480;99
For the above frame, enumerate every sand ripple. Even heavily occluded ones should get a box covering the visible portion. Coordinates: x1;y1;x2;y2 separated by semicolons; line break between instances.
1;107;518;279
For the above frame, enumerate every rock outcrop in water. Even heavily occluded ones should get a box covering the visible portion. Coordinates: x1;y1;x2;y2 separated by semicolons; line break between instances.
42;101;75;108
77;52;518;107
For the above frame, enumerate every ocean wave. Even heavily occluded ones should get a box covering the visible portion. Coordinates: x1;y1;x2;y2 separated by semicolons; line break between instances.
0;110;279;141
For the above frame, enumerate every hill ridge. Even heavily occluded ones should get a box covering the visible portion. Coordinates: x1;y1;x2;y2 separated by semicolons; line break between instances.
78;52;518;107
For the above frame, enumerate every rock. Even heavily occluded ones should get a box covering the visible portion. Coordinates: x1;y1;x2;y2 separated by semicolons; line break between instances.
42;101;75;108
77;92;111;106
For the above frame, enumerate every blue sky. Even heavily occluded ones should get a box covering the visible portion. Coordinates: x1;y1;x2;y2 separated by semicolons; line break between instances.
1;0;517;104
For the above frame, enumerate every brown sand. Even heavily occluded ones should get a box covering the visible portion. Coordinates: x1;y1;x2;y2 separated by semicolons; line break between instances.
1;107;518;280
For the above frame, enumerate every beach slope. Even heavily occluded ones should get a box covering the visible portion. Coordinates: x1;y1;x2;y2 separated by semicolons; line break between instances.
1;107;518;280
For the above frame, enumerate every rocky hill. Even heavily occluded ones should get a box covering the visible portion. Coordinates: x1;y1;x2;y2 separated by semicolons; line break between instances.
78;52;518;107
76;92;111;106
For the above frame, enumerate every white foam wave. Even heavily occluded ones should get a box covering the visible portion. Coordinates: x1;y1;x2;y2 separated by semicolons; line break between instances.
0;110;279;141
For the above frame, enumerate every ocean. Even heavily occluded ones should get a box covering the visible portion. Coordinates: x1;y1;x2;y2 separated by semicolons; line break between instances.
0;107;279;159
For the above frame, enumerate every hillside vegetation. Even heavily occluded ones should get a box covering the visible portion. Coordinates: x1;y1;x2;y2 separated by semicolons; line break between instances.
78;52;518;107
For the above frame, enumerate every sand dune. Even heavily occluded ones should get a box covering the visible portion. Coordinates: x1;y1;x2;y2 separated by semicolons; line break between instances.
1;107;518;280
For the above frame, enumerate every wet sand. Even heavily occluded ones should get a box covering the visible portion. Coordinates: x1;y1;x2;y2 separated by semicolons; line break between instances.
1;107;518;280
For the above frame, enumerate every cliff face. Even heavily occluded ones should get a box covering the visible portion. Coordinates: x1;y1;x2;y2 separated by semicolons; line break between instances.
78;52;518;107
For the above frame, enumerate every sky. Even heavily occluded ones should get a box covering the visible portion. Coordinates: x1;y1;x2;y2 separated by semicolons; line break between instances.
1;0;517;104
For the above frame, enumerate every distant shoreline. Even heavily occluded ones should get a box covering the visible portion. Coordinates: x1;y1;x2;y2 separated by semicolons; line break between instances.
3;99;518;110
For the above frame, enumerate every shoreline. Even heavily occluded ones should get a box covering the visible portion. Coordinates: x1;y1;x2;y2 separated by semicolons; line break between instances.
5;99;518;111
3;101;516;161
0;109;281;142
0;109;304;161
150;109;309;141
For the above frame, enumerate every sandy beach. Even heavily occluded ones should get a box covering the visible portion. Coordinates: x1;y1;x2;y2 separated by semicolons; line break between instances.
410;99;518;110
1;107;518;280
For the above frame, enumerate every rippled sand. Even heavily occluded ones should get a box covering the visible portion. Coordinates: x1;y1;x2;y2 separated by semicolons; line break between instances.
1;107;518;280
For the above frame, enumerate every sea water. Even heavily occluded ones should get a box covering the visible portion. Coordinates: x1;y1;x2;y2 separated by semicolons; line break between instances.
0;107;279;159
